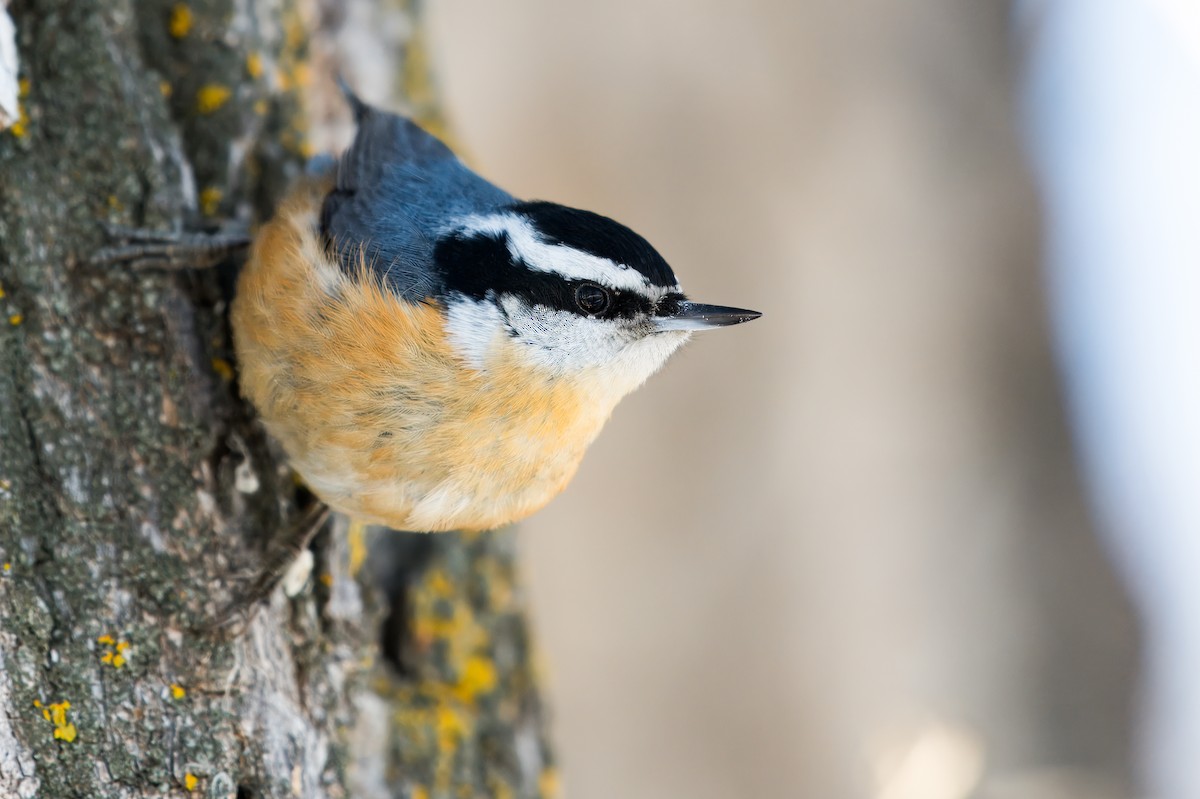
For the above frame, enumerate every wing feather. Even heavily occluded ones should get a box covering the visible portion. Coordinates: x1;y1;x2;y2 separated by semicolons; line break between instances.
320;86;512;299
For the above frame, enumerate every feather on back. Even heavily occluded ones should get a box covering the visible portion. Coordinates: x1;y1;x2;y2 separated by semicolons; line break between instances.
320;86;513;300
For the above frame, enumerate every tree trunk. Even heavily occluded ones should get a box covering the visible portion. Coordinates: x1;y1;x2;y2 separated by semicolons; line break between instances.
0;2;553;797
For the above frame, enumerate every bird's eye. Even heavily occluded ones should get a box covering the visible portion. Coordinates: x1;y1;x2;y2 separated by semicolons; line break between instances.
574;283;611;316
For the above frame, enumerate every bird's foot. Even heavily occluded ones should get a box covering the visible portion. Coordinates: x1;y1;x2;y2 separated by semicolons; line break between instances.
91;222;251;271
201;502;332;634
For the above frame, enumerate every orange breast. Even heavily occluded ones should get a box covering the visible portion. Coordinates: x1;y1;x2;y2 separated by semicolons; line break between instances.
231;178;613;531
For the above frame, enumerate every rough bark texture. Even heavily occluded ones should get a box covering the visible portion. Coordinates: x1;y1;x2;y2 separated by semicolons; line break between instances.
0;2;554;798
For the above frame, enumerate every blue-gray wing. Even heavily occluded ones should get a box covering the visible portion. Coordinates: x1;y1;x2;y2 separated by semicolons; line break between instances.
320;92;513;300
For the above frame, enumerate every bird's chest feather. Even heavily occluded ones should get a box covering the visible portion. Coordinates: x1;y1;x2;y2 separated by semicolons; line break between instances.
291;311;608;531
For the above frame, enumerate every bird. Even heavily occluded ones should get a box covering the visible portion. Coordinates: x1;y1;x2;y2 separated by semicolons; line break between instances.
229;87;761;536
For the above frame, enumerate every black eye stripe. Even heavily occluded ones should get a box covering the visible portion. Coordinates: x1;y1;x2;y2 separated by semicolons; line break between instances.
434;231;654;318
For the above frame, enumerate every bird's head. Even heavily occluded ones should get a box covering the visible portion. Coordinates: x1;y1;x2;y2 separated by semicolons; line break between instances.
434;201;759;395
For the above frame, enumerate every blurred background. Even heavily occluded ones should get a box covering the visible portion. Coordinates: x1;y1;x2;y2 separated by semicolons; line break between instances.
423;1;1196;797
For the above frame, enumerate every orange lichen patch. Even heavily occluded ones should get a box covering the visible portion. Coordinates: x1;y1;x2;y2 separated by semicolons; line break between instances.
411;787;430;799
195;84;231;114
168;4;193;38
318;572;334;588
211;357;234;381
0;283;6;298
8;314;22;326
199;187;223;217
184;773;199;791
170;683;187;699
38;700;77;743
246;52;264;79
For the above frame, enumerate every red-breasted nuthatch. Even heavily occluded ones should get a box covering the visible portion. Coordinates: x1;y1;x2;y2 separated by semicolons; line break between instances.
232;88;760;534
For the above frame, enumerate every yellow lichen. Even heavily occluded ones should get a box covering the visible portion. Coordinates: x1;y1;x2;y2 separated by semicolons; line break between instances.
246;52;263;79
283;13;304;51
291;63;311;88
195;84;231;114
453;655;497;704
199;187;223;217
538;768;562;798
211;357;234;381
184;773;199;791
347;520;368;576
0;283;5;298
42;701;76;743
426;569;453;598
2;563;9;572
412;787;430;799
435;705;466;753
98;636;129;668
9;79;30;138
253;99;268;116
171;683;187;699
487;781;514;799
159;81;173;98
168;4;193;39
8;314;23;326
318;573;334;588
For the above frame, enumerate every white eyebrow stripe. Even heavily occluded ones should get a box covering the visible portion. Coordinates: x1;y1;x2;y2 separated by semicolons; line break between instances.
456;213;654;293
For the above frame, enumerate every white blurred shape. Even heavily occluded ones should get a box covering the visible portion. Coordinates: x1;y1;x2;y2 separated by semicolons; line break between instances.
1144;0;1200;70
1020;1;1200;797
872;722;985;799
0;3;18;131
281;549;314;598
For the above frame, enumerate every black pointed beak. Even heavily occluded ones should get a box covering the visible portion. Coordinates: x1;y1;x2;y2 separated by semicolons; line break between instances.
654;300;762;331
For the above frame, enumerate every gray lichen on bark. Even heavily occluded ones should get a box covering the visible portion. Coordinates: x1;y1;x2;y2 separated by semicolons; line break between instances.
0;2;554;797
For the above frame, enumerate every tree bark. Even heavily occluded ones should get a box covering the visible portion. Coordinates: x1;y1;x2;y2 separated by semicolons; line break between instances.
0;2;554;798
